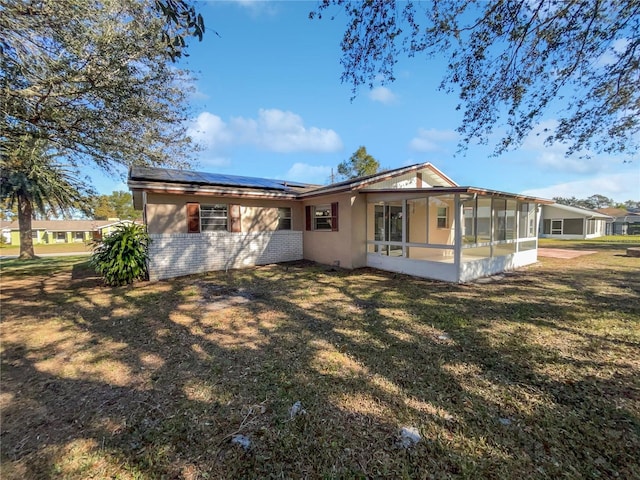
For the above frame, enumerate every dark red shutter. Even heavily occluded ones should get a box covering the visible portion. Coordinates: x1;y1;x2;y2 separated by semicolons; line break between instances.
331;202;339;232
186;203;200;233
305;205;312;231
229;204;241;232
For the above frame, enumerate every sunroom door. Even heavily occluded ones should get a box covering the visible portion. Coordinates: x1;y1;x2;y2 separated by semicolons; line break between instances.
373;204;403;256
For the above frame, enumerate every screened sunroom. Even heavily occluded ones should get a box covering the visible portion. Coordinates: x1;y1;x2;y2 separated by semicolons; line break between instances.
363;188;544;282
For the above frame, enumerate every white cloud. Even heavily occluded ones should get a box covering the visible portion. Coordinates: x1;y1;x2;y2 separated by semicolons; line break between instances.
409;128;458;152
521;171;640;202
522;119;614;174
285;163;333;184
189;112;233;148
369;86;397;105
188;109;343;154
596;38;631;67
229;0;278;16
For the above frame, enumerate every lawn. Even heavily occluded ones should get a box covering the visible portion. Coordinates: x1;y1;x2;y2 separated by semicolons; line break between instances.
1;247;639;479
0;242;92;256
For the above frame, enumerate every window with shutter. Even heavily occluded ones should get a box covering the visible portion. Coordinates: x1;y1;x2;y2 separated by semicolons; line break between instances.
306;203;339;231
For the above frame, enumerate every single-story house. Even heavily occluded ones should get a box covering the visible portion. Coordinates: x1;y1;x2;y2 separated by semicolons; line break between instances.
597;208;640;235
0;219;135;246
539;204;611;239
129;162;551;283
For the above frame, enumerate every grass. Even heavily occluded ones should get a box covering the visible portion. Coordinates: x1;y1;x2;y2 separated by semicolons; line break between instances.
0;242;92;255
1;244;639;479
539;235;640;249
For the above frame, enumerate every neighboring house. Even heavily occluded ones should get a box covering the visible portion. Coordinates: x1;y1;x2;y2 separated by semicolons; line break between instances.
539;204;611;239
0;219;135;246
597;208;640;235
129;162;551;283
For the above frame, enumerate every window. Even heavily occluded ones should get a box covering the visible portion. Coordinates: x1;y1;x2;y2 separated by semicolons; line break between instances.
201;204;228;231
277;207;292;230
187;203;230;233
55;232;66;242
314;204;332;230
31;230;38;239
563;219;583;235
306;203;338;231
461;197;476;244
436;206;448;229
518;203;536;239
493;199;507;241
73;231;84;242
476;197;492;242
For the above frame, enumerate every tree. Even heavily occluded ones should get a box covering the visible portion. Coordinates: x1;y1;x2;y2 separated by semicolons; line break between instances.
553;194;616;210
1;0;201;172
311;1;639;157
1;0;204;258
91;191;137;220
337;146;381;179
624;200;640;211
585;194;615;210
0;199;18;222
0;138;94;259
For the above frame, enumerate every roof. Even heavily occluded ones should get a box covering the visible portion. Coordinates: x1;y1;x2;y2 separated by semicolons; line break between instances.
597;207;628;217
545;203;612;219
612;215;640;222
128;162;457;198
0;219;132;231
127;163;550;204
129;166;318;194
296;162;458;198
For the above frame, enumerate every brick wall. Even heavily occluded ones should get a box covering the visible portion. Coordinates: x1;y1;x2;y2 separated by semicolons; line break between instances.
147;231;303;280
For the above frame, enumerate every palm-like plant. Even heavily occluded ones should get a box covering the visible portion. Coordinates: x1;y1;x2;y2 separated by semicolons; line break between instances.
0;138;94;259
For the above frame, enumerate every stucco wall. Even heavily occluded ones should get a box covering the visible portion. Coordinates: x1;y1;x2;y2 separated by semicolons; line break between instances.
302;192;357;268
145;193;302;234
541;205;585;220
147;231;303;280
349;194;368;268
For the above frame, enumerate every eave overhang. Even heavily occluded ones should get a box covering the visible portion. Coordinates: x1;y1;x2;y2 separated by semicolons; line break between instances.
127;180;301;200
359;186;553;204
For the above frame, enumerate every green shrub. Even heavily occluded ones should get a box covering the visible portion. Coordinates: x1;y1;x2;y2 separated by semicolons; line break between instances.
90;223;150;286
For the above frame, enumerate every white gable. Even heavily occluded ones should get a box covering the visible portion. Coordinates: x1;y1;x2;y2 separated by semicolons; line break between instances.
364;167;456;190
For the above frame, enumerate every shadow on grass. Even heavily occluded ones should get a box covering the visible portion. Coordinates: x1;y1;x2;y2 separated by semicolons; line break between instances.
1;250;639;478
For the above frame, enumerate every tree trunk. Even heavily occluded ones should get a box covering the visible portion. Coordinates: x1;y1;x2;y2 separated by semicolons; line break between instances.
17;193;36;259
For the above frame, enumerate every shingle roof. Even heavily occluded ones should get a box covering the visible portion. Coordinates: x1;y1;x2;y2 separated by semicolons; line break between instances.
547;203;612;218
128;162;459;198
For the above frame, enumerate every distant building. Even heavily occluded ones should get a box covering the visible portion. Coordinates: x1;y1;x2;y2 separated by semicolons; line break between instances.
539;204;611;239
0;219;136;246
597;208;640;235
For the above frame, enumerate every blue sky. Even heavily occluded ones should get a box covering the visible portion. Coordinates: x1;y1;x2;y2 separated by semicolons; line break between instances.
96;0;639;203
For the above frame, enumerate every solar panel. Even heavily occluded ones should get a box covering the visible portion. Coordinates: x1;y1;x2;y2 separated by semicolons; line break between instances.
129;166;313;191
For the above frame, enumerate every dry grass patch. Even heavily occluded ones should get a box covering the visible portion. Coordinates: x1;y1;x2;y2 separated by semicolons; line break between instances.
1;249;639;479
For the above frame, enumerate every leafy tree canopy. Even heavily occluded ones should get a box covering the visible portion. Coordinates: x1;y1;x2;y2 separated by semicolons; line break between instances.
1;0;204;258
1;0;203;176
551;194;637;210
337;146;381;179
0;138;94;258
91;191;138;220
311;0;639;157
